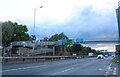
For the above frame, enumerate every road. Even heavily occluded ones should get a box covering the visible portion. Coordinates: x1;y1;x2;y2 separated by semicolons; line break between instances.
1;56;118;76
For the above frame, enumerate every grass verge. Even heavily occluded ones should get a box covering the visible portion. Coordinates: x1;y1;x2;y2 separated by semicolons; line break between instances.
112;56;120;63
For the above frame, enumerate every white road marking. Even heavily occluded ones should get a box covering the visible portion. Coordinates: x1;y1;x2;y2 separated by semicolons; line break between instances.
0;65;46;73
113;67;117;75
51;67;74;75
105;63;112;76
98;68;103;71
109;63;112;67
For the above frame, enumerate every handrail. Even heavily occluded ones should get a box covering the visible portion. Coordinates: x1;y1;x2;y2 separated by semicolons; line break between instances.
2;56;79;63
2;56;76;59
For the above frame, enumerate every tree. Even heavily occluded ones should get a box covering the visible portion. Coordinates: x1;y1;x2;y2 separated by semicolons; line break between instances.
72;44;83;53
49;34;58;41
84;47;91;55
59;32;68;39
66;44;96;55
11;22;29;41
2;21;14;47
2;21;29;47
49;32;68;41
91;49;96;53
66;44;84;55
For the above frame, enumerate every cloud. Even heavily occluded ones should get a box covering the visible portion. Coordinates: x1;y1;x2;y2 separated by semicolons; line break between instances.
88;44;116;52
0;0;119;51
35;4;118;41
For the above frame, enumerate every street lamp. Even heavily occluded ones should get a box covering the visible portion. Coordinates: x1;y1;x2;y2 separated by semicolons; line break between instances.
33;6;43;56
33;6;43;37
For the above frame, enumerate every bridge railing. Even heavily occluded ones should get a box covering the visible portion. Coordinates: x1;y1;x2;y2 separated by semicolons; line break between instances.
21;48;53;56
1;56;81;63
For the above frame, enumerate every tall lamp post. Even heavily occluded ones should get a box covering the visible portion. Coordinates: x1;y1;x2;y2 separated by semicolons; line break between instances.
33;6;43;56
33;6;43;37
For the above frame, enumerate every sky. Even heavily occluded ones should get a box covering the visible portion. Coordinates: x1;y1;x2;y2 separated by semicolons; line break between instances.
0;0;119;51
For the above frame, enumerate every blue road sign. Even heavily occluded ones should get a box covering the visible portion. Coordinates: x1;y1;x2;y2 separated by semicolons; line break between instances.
74;39;84;44
31;35;36;41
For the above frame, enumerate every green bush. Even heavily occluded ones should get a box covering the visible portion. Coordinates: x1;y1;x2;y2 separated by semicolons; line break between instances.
112;56;120;63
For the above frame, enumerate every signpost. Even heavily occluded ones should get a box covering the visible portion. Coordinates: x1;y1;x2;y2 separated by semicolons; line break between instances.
31;35;36;41
55;39;84;46
73;39;84;44
62;39;72;45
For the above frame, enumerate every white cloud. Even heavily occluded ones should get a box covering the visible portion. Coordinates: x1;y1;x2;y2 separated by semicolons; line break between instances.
35;0;119;24
0;0;118;25
84;44;116;52
94;45;116;52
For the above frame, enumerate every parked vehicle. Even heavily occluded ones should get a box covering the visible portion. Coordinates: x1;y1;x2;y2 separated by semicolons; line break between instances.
88;53;93;57
104;55;108;57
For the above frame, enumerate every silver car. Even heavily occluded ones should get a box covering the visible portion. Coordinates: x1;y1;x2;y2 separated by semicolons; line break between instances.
97;54;104;59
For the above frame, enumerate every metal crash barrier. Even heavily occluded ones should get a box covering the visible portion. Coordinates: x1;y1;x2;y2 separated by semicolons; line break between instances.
2;56;80;63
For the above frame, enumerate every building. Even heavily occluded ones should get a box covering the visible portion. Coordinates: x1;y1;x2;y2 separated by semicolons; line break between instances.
116;1;120;55
116;1;120;41
0;22;2;56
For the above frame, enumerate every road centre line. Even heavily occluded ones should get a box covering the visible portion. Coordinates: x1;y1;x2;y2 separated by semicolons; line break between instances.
51;67;74;75
0;65;46;73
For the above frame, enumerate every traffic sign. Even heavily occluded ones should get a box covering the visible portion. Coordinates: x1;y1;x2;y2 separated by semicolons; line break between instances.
31;35;36;41
62;39;72;45
74;39;84;44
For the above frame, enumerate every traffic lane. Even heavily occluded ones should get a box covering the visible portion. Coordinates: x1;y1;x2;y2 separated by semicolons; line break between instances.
51;58;112;75
2;57;113;75
2;58;90;70
2;57;111;75
2;58;92;75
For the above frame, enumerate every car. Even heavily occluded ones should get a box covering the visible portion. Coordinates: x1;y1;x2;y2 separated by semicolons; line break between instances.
105;55;108;57
97;54;104;59
111;55;115;57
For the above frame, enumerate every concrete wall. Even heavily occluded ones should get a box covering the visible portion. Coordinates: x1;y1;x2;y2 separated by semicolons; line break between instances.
116;45;120;55
0;22;1;45
0;22;2;77
116;6;120;41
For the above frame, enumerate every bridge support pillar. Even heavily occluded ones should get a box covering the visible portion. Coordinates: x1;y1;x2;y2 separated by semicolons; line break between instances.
53;46;55;56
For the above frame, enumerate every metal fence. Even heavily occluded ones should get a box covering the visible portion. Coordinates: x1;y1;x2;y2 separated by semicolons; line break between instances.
2;56;80;63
